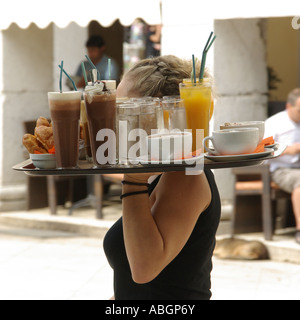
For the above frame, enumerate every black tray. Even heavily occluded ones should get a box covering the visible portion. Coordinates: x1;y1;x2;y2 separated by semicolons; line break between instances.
13;144;286;176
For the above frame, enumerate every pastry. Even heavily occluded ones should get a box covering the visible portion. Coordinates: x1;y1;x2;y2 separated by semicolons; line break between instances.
22;134;48;154
36;117;50;127
34;125;54;151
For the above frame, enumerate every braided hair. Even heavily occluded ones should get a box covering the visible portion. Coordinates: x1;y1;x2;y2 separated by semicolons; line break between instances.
124;55;211;98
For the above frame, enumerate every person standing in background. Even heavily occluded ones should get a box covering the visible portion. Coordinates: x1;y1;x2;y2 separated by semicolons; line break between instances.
75;35;120;88
145;24;162;58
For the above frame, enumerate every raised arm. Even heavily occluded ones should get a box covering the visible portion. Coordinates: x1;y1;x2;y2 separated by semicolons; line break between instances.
121;171;211;284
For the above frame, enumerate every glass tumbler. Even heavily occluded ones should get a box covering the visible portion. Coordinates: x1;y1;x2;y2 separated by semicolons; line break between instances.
116;103;140;165
162;98;187;132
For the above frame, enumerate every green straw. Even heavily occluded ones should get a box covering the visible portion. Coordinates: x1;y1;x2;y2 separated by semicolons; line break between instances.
58;64;78;91
81;62;88;86
192;54;196;84
199;32;217;81
59;60;63;93
108;58;111;80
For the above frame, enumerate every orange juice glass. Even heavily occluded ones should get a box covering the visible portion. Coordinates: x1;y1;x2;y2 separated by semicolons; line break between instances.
179;81;212;151
182;78;214;120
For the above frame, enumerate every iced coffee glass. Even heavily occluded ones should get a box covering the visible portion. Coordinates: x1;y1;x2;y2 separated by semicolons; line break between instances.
48;91;82;169
84;82;116;166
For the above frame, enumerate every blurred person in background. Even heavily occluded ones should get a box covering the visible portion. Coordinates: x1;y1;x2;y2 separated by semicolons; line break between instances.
145;24;162;57
265;88;300;244
75;35;120;88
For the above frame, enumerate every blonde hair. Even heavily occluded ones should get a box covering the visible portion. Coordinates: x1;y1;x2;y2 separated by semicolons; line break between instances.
124;55;211;98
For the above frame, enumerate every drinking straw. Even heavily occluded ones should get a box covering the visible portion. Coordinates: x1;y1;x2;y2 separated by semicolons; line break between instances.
108;58;111;80
192;54;196;84
59;60;63;93
85;54;97;69
58;64;78;91
199;32;217;81
81;62;88;86
85;54;101;80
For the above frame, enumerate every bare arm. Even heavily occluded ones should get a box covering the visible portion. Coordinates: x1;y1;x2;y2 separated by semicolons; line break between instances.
283;143;300;155
149;25;162;43
122;171;211;284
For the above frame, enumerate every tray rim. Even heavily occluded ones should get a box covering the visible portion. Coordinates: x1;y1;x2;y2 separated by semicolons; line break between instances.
12;143;287;176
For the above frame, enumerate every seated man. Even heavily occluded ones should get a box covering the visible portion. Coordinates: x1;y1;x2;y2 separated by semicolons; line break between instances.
75;35;120;88
265;88;300;244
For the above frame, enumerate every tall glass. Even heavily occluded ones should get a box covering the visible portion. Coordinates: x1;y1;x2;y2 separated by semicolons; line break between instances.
116;103;140;165
138;101;159;136
182;78;214;120
80;100;92;162
84;89;116;166
179;81;212;152
162;98;187;132
48;91;81;169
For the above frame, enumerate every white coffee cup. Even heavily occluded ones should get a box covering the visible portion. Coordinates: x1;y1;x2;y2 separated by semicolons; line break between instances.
203;128;259;155
146;131;192;161
220;121;265;144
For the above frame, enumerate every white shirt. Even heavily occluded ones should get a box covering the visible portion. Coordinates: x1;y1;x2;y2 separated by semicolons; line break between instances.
264;110;300;172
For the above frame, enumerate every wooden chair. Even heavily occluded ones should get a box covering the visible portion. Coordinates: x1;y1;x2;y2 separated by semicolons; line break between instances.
231;164;293;240
231;100;296;240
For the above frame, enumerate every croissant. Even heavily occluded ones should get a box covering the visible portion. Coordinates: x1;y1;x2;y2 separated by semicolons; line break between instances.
34;125;54;151
23;134;48;154
36;117;50;127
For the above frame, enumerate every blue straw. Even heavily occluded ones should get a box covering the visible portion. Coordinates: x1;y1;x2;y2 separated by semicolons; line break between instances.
85;55;100;81
58;64;78;91
59;60;63;93
81;62;88;86
85;54;97;69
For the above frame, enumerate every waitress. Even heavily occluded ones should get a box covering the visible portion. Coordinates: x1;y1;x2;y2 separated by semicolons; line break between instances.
104;55;221;300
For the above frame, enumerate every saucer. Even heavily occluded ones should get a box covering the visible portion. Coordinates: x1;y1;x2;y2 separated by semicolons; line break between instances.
265;143;278;149
204;148;274;162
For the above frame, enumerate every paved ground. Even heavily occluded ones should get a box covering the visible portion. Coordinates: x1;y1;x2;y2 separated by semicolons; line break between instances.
0;224;299;300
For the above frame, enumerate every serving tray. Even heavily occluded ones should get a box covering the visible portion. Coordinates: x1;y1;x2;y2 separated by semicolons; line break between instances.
13;143;286;176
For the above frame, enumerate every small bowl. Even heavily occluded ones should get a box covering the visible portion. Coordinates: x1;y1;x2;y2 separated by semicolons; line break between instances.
30;153;56;169
220;121;265;143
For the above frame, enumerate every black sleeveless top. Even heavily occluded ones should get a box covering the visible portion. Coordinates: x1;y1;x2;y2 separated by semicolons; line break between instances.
103;169;221;300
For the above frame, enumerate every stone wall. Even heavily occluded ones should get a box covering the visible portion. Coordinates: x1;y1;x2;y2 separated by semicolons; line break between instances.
0;23;87;211
213;18;268;203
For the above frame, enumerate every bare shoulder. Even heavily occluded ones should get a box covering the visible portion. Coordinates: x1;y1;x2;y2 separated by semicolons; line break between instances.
160;171;210;198
151;171;212;215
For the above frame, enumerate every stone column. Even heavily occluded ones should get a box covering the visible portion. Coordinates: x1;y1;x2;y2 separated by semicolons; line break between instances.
52;23;87;92
213;18;268;208
0;23;53;211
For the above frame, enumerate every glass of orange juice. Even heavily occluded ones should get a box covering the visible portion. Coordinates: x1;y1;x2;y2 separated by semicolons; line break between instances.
179;80;212;152
182;78;214;120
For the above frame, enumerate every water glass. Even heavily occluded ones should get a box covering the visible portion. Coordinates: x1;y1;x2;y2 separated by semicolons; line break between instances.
138;101;159;136
162;98;187;132
116;103;140;165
